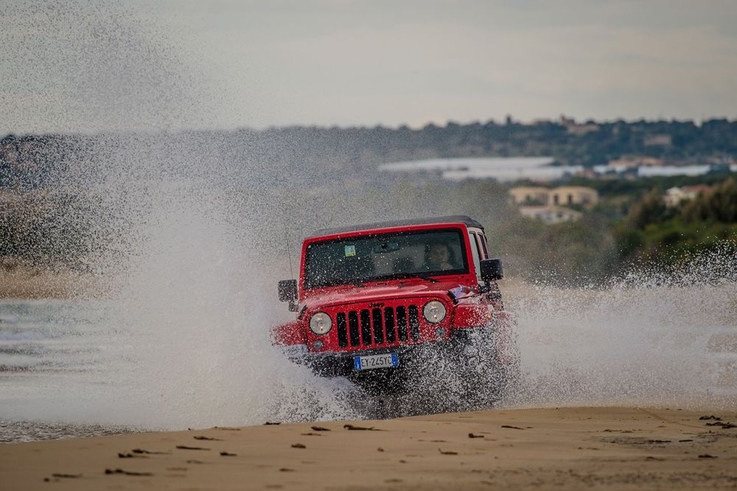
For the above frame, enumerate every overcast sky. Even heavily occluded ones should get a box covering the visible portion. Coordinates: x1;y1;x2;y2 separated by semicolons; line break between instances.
2;0;736;134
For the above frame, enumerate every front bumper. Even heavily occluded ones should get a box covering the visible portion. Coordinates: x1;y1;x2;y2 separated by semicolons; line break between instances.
284;328;491;378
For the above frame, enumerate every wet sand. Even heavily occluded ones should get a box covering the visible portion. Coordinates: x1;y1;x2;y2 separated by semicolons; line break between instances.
2;406;737;490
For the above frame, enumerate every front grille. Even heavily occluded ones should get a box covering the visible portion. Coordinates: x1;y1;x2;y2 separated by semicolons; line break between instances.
336;305;421;348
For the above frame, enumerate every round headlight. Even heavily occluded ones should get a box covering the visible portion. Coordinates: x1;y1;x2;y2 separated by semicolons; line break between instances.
423;300;447;324
309;312;333;335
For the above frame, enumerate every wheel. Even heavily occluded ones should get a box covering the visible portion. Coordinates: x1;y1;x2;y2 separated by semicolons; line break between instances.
457;328;520;409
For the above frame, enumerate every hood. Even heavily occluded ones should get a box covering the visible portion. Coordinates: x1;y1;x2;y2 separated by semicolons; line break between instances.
300;279;470;311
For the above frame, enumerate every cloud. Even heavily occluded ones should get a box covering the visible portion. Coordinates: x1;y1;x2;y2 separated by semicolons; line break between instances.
2;0;736;132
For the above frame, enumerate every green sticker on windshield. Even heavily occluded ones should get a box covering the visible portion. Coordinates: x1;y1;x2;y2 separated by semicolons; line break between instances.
344;245;356;257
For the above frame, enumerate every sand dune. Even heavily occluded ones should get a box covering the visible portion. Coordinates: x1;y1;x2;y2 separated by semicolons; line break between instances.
2;406;736;490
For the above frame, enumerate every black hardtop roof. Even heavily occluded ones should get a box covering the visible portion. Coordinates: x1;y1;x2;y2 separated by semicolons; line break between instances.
308;215;484;238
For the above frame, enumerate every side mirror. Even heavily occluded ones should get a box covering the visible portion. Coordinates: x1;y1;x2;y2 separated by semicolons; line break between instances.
278;279;298;311
480;258;504;282
278;279;298;302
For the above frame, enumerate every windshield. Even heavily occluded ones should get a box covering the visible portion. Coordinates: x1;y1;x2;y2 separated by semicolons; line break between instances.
303;229;468;289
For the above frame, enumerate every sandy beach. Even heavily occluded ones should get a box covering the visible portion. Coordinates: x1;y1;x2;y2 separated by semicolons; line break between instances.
2;406;736;490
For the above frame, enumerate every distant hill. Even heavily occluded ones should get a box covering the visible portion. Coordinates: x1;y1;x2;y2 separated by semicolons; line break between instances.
2;118;737;191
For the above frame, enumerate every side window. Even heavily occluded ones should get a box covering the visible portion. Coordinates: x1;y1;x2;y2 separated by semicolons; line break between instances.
467;231;482;281
479;233;490;258
474;233;486;260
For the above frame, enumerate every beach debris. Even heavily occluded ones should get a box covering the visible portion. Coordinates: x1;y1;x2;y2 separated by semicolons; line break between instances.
311;425;331;431
291;443;306;449
344;424;377;431
378;447;385;452
698;454;718;459
679;439;694;442
264;421;281;425
176;445;210;451
132;448;169;455
438;448;458;455
645;456;665;461
705;421;737;429
49;473;82;479
186;460;204;464
105;468;154;476
279;468;295;472
220;451;237;457
501;425;524;430
214;426;241;431
300;433;323;436
699;415;721;421
118;452;148;459
194;436;222;441
468;433;484;438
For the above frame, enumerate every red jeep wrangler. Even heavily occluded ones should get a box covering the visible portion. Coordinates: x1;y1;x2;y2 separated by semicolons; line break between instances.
273;216;519;407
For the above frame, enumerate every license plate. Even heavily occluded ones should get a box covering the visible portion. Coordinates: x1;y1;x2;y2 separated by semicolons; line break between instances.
354;353;399;371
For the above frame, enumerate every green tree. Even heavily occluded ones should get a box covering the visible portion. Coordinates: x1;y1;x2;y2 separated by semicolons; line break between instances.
681;177;737;223
625;188;670;229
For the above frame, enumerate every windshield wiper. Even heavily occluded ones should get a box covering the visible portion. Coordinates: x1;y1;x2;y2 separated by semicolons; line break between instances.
308;272;439;288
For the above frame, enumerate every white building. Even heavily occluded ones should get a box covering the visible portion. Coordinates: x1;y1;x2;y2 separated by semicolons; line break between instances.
663;185;712;207
508;186;599;207
519;206;583;224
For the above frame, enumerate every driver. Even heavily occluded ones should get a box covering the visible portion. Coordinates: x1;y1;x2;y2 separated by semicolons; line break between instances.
424;243;454;271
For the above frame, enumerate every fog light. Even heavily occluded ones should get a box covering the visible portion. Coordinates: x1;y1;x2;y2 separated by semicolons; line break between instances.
313;340;324;350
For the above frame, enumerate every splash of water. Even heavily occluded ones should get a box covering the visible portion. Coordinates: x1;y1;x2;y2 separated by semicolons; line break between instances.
2;2;736;440
1;1;359;432
509;254;737;410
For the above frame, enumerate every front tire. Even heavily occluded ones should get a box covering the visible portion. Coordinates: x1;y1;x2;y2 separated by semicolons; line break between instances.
457;327;520;409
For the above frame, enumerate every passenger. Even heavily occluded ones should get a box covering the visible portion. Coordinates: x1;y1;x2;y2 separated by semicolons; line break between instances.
424;243;455;271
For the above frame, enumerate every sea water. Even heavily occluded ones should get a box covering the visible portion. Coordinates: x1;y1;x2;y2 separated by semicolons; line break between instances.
2;266;736;442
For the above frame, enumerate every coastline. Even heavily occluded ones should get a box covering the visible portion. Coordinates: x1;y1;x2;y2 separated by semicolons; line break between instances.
2;406;736;490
